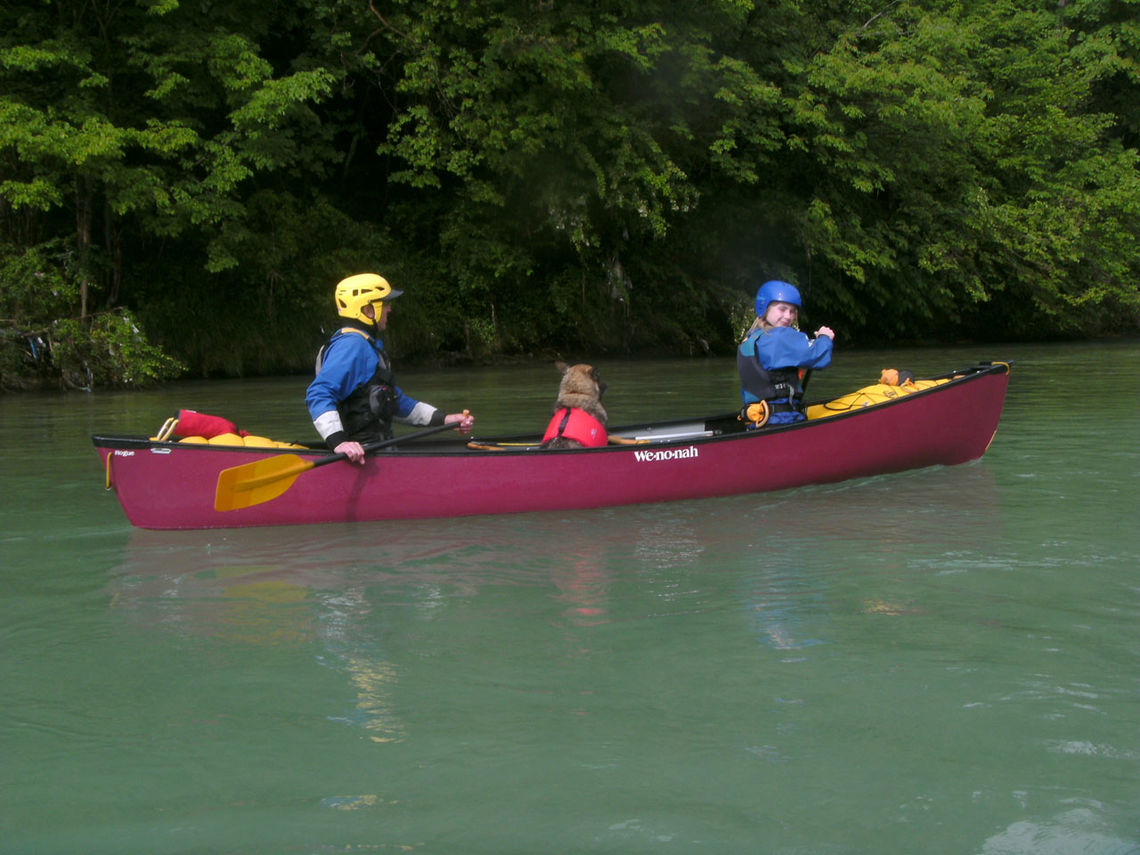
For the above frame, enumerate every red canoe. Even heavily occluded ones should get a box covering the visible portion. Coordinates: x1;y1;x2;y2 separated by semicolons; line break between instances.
92;361;1010;530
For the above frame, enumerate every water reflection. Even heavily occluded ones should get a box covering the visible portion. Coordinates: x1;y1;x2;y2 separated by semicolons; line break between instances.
110;460;1002;621
551;549;612;625
107;462;1002;752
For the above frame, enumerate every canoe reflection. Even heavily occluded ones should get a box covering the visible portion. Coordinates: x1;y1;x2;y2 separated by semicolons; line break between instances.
109;462;1000;740
111;461;1001;628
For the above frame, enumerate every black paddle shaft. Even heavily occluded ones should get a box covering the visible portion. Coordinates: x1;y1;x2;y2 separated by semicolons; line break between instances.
309;422;458;471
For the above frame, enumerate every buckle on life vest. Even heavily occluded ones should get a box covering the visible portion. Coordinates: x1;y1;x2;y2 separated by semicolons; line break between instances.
741;401;770;429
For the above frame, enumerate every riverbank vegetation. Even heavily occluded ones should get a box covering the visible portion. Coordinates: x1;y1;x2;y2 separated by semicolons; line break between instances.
2;0;1138;389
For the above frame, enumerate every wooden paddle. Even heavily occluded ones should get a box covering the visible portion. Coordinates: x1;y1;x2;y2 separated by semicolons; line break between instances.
214;421;459;512
466;435;648;451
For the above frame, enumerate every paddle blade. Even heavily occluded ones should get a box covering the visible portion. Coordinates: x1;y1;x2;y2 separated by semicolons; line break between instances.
214;454;314;511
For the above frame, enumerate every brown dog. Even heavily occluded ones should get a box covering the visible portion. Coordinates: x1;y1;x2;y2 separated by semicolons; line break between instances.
540;362;608;449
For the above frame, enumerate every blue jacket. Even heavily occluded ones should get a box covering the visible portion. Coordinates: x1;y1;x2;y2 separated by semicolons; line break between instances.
738;326;833;418
306;327;436;447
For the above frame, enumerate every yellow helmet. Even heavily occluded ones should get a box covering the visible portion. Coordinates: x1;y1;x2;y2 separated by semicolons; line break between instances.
334;273;403;325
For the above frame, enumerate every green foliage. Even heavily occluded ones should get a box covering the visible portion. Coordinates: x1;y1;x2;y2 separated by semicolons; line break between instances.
0;241;186;389
132;193;397;376
0;0;347;385
721;0;1140;341
1;0;1138;391
49;311;186;389
0;241;81;322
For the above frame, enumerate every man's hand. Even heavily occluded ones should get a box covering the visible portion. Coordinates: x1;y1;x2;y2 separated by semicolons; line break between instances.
334;440;366;464
445;411;475;434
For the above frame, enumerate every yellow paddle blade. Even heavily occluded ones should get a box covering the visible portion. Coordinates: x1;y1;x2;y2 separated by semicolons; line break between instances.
214;454;315;511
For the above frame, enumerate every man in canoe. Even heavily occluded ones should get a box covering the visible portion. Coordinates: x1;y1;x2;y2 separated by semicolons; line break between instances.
737;280;835;427
306;273;475;464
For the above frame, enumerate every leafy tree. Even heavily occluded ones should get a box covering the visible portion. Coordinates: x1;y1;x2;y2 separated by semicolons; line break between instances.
351;0;1140;348
707;0;1140;341
0;241;183;389
0;0;339;383
363;1;769;353
2;0;1138;389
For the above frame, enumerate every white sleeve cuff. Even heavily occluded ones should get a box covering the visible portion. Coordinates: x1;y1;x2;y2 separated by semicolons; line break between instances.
399;401;438;426
313;410;344;440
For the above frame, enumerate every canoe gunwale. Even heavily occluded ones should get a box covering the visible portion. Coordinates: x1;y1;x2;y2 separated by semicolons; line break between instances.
92;361;1010;459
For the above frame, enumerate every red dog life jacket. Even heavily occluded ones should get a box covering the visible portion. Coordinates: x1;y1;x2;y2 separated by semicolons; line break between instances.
542;407;607;447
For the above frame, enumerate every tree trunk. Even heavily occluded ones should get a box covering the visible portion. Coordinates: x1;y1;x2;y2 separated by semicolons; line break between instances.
75;174;94;319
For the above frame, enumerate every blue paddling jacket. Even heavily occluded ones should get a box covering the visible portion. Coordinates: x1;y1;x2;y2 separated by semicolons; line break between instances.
738;327;833;424
306;325;442;449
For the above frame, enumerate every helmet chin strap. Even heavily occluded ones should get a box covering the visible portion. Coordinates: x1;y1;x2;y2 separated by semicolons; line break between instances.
368;302;390;329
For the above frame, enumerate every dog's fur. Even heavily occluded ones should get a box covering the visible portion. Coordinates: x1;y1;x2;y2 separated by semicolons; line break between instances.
541;361;608;449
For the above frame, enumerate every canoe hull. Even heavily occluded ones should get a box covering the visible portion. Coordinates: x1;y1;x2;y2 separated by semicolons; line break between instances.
94;362;1009;530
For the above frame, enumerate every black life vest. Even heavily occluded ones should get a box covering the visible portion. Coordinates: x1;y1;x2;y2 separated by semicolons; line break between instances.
737;350;802;410
316;327;399;442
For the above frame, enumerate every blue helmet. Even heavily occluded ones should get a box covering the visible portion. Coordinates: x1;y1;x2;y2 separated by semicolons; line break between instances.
755;280;802;318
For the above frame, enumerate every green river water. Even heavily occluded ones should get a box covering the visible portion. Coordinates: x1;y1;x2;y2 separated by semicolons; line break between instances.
1;341;1138;854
